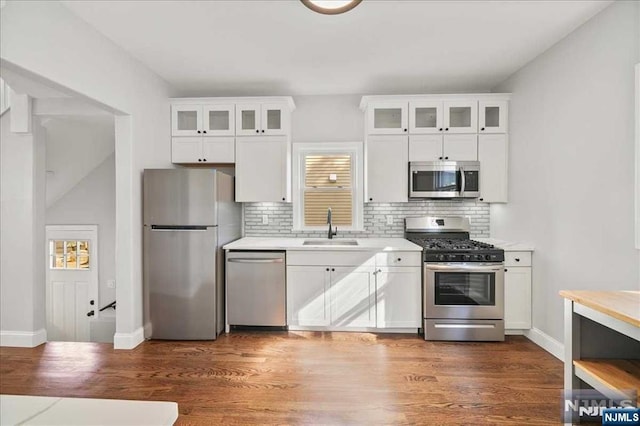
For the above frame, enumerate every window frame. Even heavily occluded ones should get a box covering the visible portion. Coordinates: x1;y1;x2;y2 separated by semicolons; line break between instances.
292;142;364;232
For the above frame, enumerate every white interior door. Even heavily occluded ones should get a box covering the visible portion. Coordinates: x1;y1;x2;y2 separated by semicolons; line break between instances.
46;225;98;342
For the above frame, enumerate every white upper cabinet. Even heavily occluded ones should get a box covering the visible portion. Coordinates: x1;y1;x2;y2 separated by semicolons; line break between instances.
478;134;508;203
366;101;409;135
409;100;443;134
172;105;203;137
236;103;289;136
365;135;408;203
172;104;234;137
443;100;477;134
443;134;478;161
171;136;235;164
409;134;477;161
478;100;508;133
202;104;235;136
170;97;294;167
235;136;291;202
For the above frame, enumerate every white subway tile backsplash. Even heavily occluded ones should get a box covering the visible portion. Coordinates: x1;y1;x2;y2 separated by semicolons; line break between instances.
244;200;489;238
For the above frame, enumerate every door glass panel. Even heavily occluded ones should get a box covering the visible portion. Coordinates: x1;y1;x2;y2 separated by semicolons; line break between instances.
65;241;77;269
374;108;402;129
78;241;90;269
241;110;256;130
266;109;281;130
413;171;458;192
485;106;500;127
434;272;495;305
449;107;471;128
415;107;437;129
177;110;198;131
52;240;64;268
49;240;90;270
208;110;230;131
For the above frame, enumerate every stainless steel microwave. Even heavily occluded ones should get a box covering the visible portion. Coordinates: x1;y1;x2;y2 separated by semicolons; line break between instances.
409;161;480;199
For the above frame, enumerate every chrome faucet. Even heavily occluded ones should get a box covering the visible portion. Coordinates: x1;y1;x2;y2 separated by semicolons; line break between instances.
327;207;337;239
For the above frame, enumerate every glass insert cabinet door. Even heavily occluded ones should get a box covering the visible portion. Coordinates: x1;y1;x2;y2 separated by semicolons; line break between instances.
367;101;408;135
202;104;235;136
478;100;508;133
235;104;287;136
409;101;443;134
443;100;478;134
171;105;202;137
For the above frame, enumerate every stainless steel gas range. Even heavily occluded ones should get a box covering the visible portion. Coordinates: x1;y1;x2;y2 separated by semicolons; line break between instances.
405;216;505;342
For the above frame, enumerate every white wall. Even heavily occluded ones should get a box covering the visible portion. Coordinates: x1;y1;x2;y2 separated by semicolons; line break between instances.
43;115;115;207
46;153;116;312
292;95;363;143
0;0;174;348
0;111;47;346
491;1;640;345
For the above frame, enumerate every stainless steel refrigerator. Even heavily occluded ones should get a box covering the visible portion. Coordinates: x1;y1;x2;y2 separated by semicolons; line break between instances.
143;169;241;340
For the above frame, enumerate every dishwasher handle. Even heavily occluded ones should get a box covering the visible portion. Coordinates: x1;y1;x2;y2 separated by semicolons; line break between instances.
228;258;284;264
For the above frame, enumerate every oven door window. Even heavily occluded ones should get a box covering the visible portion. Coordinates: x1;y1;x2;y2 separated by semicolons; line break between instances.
434;272;495;306
412;170;459;192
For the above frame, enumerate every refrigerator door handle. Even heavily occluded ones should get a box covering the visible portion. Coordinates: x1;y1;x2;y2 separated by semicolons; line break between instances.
150;225;208;231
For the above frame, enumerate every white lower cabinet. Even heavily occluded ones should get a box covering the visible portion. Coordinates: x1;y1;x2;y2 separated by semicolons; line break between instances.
375;267;421;328
287;266;330;326
504;251;532;330
330;267;376;328
286;250;422;330
287;265;375;328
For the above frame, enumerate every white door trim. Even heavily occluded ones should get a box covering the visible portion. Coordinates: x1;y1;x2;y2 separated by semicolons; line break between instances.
45;225;99;341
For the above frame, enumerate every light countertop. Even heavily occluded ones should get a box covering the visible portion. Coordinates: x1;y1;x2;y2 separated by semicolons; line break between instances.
223;237;422;251
560;290;640;328
474;238;535;251
0;395;178;426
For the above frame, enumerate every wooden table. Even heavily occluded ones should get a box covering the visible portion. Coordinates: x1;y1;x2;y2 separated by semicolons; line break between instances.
560;290;640;421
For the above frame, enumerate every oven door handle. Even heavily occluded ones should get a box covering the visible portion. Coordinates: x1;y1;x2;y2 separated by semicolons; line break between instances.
426;263;503;272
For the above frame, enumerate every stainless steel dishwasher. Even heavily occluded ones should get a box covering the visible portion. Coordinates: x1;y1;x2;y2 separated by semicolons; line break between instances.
225;251;286;328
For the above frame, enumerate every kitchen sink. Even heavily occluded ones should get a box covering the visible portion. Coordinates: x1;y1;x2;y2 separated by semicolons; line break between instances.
302;239;359;246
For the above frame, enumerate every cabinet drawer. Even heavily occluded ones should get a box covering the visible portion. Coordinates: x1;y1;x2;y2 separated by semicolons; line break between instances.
375;251;422;267
505;251;531;267
287;250;376;267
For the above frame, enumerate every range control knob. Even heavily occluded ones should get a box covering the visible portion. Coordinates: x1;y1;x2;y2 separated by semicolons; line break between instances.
463;255;471;261
484;254;491;261
438;254;445;261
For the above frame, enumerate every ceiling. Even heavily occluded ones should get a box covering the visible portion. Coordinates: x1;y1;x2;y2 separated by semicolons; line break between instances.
62;0;611;97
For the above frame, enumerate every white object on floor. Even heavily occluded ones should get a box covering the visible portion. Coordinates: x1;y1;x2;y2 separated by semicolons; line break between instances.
0;395;178;425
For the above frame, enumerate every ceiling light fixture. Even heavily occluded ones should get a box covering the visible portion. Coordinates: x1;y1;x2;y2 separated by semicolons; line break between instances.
301;0;362;15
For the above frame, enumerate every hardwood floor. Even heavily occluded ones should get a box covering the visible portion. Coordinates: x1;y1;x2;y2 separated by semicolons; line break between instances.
0;332;563;425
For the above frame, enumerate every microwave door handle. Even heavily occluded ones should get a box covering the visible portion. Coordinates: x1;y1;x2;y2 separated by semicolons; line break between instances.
460;166;466;194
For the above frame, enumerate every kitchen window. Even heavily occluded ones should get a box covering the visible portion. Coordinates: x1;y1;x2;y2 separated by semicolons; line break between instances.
293;142;363;231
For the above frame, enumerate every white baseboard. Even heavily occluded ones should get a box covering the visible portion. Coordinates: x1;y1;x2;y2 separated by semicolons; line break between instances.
525;327;564;361
143;321;152;339
505;329;524;335
113;326;145;350
0;328;47;347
